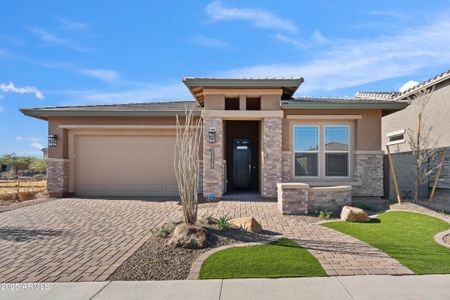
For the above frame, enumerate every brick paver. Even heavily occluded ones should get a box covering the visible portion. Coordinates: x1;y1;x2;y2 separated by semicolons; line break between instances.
199;200;414;276
0;197;412;283
0;198;181;283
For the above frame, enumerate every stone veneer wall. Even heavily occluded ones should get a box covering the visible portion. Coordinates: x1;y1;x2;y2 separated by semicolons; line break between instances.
202;117;224;197
262;117;283;198
308;188;352;213
47;158;69;197
277;183;309;214
277;183;351;215
281;151;292;182
353;153;383;197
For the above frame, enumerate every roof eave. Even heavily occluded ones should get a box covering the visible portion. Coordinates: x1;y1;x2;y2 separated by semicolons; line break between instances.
20;108;202;120
183;77;304;105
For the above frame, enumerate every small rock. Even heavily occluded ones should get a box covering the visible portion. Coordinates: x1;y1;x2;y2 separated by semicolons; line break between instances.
167;223;207;249
340;206;370;222
230;217;262;232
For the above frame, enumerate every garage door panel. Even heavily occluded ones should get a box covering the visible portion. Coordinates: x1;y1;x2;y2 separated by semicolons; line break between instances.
74;134;178;196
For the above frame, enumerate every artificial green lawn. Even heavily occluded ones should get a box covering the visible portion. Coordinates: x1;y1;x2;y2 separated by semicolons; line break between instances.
199;238;326;279
323;211;450;274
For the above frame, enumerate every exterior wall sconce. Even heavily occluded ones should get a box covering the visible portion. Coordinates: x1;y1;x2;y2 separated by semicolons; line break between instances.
208;128;216;143
48;134;58;147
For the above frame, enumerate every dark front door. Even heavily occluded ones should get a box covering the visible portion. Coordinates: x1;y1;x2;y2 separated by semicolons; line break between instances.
232;139;252;190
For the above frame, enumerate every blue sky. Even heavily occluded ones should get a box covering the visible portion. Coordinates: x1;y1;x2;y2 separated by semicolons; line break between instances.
1;0;450;157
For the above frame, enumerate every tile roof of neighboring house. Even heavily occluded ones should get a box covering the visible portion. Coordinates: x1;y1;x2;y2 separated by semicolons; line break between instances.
354;91;399;100
396;68;450;99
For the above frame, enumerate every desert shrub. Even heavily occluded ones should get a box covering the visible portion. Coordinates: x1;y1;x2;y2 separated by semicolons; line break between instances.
152;226;169;238
18;191;36;201
317;210;333;219
0;192;16;201
216;215;231;231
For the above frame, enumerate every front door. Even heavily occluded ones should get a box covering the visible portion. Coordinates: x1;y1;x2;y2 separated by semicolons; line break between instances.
232;139;252;190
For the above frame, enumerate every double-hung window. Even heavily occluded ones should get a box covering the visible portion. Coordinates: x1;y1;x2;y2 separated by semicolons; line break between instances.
324;126;349;177
294;126;319;177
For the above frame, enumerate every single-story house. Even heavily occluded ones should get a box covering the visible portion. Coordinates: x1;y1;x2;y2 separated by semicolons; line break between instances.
21;78;407;213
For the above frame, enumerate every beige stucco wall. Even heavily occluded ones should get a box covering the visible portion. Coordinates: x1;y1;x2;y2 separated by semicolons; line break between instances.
203;88;282;111
382;80;450;153
282;109;382;151
204;94;225;110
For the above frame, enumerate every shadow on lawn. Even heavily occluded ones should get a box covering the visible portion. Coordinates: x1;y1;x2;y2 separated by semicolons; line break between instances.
0;227;65;242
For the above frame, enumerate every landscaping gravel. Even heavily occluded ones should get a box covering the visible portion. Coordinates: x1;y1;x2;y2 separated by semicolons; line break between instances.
108;226;275;281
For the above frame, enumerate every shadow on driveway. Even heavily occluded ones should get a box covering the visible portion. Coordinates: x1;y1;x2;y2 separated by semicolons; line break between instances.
0;227;65;242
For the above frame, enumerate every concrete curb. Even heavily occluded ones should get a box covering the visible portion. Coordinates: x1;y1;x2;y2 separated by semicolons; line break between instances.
434;229;450;248
187;236;282;280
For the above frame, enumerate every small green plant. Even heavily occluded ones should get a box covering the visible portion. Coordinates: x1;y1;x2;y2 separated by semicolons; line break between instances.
216;215;231;231
318;210;333;219
152;226;170;238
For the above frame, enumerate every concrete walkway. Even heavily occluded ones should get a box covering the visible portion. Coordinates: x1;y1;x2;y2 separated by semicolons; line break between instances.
1;275;449;300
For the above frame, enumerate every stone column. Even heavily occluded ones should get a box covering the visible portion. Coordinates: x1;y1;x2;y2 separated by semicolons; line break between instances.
281;151;292;182
352;151;384;197
262;117;283;198
202;117;224;198
47;158;69;198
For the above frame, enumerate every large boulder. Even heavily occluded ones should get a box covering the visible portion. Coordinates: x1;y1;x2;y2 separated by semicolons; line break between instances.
340;206;370;222
230;217;262;232
167;223;207;249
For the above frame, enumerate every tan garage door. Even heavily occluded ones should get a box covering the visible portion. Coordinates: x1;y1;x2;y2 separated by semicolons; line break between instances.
74;134;178;196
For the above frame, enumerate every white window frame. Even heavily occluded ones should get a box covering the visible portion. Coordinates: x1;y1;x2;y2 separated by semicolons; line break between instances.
386;129;405;146
293;125;320;178
324;125;350;178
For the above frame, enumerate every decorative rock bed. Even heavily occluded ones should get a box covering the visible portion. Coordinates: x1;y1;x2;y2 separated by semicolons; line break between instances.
277;183;351;215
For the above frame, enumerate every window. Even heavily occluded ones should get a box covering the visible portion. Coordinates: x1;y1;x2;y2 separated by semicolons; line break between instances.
225;98;239;110
324;126;349;177
246;97;261;110
387;129;405;145
294;126;319;176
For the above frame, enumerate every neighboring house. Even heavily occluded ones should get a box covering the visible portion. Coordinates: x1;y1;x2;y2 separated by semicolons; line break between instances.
380;69;450;205
21;78;407;208
41;148;48;159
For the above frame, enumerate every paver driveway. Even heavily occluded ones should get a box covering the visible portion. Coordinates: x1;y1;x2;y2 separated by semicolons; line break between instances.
0;198;412;283
0;198;182;283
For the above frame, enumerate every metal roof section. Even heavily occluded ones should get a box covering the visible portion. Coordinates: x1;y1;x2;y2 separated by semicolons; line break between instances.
282;97;408;115
182;77;304;105
20;101;200;120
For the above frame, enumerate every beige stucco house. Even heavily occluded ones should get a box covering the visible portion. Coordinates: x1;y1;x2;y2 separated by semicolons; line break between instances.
381;69;450;206
21;77;407;213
